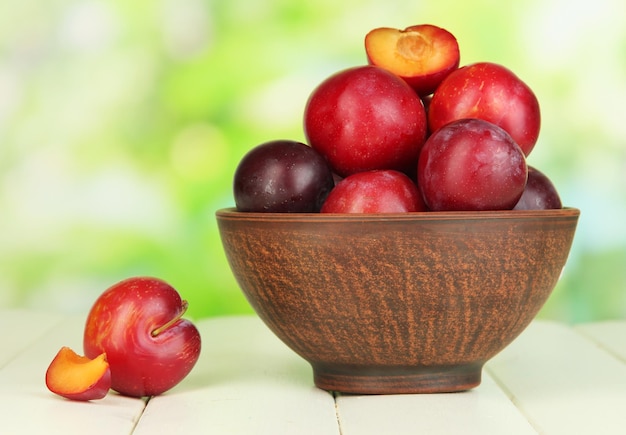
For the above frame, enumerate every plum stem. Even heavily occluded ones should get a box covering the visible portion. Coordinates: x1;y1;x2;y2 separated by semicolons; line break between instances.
151;300;189;337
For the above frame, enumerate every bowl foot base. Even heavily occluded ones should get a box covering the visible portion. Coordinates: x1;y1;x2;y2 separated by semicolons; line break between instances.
312;362;483;394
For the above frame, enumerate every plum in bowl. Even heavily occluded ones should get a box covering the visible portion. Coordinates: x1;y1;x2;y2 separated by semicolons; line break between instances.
215;207;579;394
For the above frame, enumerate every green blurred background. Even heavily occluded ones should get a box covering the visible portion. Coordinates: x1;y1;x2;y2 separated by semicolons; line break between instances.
1;0;625;322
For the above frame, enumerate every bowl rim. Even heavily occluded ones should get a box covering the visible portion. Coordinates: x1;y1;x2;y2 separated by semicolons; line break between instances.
216;207;580;223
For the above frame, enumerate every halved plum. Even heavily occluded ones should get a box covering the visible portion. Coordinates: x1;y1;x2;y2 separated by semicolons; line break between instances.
365;24;460;96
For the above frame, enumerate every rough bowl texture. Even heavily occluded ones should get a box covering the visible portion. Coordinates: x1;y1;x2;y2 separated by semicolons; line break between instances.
216;207;579;394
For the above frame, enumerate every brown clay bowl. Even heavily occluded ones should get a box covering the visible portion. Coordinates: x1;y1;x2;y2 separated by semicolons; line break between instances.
216;207;579;394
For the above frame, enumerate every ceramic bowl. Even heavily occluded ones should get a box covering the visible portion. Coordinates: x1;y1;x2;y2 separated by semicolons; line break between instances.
215;207;579;394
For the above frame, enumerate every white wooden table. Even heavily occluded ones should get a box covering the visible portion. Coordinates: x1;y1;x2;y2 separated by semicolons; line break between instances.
2;309;626;434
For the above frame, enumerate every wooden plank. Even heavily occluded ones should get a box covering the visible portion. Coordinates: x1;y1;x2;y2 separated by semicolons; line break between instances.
133;316;340;435
486;320;626;435
335;372;537;435
0;308;63;368
575;320;626;362
4;309;623;435
0;313;146;435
